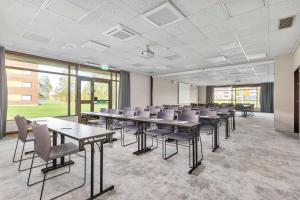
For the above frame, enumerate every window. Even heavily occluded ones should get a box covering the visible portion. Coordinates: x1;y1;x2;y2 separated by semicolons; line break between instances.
21;95;32;101
5;53;120;120
213;87;233;104
22;82;32;88
6;58;71;119
213;86;261;109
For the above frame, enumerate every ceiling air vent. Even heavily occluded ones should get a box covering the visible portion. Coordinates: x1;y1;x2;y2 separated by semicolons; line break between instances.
143;2;184;28
103;24;138;41
81;41;110;52
279;16;294;29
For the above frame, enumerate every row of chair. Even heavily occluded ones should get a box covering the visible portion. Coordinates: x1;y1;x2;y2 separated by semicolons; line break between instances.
87;107;221;166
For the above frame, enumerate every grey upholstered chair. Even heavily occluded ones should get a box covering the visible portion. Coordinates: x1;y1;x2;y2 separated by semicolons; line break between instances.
13;116;37;172
163;108;175;116
111;110;136;146
150;107;160;115
146;112;174;158
134;107;144;112
87;108;109;127
27;124;86;200
137;110;150;117
199;109;218;137
182;109;197;115
164;113;202;165
109;109;119;114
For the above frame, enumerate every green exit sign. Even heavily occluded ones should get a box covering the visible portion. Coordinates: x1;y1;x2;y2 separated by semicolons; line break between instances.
100;64;109;70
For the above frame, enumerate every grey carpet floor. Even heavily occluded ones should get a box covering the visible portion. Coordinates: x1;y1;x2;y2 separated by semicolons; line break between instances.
1;113;300;200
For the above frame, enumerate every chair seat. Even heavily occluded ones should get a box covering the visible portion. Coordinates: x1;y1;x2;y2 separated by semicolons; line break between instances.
49;143;79;160
146;128;172;136
167;132;193;141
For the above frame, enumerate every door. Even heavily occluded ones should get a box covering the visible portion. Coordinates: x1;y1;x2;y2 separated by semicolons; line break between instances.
77;77;112;114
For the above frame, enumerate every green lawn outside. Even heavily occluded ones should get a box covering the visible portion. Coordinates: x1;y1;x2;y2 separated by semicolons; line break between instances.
7;100;108;120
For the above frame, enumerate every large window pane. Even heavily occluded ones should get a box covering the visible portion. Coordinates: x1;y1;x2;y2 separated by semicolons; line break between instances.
214;87;233;104
7;69;69;119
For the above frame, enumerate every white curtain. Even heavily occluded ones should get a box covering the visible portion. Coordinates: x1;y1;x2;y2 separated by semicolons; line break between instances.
0;46;7;138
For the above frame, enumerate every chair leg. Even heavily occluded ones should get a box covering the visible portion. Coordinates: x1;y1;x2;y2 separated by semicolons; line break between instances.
27;151;36;186
164;139;178;160
13;138;20;162
39;161;49;200
18;142;26;172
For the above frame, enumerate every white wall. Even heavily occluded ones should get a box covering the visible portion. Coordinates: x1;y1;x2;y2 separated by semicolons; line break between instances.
274;55;294;132
190;86;198;103
198;86;206;104
294;45;300;70
130;73;151;108
153;78;178;106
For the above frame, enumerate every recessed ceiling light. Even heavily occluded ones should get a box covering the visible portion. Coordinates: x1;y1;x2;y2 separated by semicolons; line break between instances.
81;41;110;52
22;32;52;43
143;2;185;28
207;56;229;63
103;24;139;41
247;53;266;60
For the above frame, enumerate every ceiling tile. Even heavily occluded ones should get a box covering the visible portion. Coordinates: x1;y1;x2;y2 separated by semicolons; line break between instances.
172;0;219;16
188;4;227;28
121;0;166;14
224;0;264;17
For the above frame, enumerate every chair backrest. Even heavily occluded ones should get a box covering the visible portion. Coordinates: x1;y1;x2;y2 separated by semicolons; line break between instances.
109;109;119;114
163;108;175;115
134;107;144;112
182;107;192;112
100;108;108;113
137;111;150;118
150;108;160;114
124;110;135;117
157;112;174;120
199;108;217;116
157;111;174;129
178;113;199;123
15;116;28;142
182;110;197;115
124;107;133;112
31;125;51;161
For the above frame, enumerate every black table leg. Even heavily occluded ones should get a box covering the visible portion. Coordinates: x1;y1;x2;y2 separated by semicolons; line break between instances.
188;127;202;174
133;122;152;155
87;141;114;200
225;116;229;139
232;113;236;130
212;122;219;152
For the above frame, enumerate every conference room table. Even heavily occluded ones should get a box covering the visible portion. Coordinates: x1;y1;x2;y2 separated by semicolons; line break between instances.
82;112;202;174
28;117;115;200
